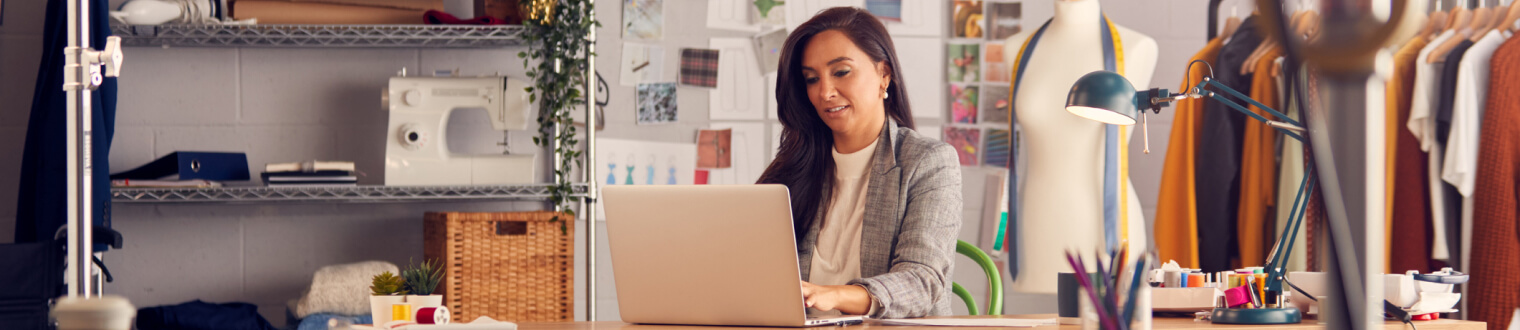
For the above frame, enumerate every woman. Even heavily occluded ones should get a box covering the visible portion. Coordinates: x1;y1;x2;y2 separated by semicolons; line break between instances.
757;7;964;319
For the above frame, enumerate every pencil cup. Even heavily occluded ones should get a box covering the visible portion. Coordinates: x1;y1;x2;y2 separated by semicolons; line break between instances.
1076;278;1152;330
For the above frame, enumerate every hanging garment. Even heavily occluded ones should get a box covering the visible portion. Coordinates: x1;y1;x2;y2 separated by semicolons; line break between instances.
1300;68;1325;272
1272;63;1307;272
1445;30;1509;276
1389;34;1439;274
1409;30;1456;263
1155;37;1225;269
15;0;117;244
1196;16;1263;272
1434;39;1474;272
1237;46;1284;267
1468;32;1520;330
1384;36;1431;273
1005;13;1130;282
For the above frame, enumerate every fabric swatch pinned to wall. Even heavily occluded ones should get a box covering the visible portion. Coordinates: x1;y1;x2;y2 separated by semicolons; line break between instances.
947;42;981;83
866;0;903;22
636;82;677;125
980;84;1009;124
623;0;664;40
984;128;1011;168
944;126;982;166
679;48;721;88
696;129;733;169
986;1;1023;41
951;84;979;124
983;42;1010;83
951;0;983;38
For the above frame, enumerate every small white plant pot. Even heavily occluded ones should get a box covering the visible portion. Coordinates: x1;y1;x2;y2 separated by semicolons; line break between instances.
409;294;444;309
370;295;407;325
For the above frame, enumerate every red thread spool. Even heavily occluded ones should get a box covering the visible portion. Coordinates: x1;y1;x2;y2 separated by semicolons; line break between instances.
414;306;451;325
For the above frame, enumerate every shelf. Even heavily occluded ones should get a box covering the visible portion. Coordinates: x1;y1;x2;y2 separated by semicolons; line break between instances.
111;184;590;203
111;24;528;48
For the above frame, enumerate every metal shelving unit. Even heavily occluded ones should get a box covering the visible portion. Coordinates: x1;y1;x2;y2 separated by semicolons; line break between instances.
111;184;590;203
111;24;528;48
98;12;603;319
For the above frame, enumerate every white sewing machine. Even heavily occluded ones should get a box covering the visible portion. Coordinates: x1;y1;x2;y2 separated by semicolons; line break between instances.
383;74;536;185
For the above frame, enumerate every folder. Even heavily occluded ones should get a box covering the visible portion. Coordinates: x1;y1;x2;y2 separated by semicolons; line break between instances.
110;152;252;181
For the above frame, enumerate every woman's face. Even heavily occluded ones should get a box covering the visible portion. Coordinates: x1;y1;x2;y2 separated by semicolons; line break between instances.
801;30;891;141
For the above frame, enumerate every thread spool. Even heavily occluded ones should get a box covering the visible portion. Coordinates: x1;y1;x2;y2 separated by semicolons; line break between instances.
1187;273;1206;287
415;306;451;325
1163;270;1183;288
391;304;413;322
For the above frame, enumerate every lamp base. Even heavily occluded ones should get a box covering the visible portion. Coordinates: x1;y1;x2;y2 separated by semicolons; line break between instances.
1210;307;1303;324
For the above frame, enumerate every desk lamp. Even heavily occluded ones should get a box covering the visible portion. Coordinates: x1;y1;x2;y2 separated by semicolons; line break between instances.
1064;67;1317;325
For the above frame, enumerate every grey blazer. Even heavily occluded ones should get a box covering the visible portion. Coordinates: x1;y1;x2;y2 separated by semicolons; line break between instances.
797;119;964;318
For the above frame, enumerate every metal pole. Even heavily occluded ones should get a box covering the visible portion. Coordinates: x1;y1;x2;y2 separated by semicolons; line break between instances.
1208;0;1223;40
584;0;598;321
63;0;95;299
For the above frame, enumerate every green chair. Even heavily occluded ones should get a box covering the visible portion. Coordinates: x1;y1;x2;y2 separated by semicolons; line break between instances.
952;240;1003;315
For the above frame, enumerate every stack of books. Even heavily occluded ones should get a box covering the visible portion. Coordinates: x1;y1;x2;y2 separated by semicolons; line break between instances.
262;161;358;187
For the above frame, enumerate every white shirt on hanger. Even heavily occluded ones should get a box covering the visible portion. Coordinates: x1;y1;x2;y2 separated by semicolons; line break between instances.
1409;29;1455;262
1444;29;1509;274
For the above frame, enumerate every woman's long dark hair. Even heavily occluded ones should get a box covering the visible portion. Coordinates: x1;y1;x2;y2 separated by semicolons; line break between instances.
757;7;915;242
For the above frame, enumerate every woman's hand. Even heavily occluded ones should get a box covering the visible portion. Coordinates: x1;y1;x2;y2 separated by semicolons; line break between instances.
800;281;873;315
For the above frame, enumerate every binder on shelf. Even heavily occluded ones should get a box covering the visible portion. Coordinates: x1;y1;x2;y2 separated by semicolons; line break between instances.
109;151;251;181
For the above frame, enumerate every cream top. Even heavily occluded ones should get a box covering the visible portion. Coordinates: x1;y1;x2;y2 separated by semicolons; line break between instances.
809;137;880;288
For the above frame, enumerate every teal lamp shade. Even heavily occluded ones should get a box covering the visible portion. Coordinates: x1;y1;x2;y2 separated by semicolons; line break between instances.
1065;70;1140;126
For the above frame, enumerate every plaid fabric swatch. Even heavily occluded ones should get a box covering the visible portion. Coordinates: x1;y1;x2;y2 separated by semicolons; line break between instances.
680;48;721;88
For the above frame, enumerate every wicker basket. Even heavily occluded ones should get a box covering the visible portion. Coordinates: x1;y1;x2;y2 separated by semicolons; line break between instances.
423;211;574;322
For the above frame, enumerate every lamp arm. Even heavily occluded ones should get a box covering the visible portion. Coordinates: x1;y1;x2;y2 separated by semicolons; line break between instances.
1264;167;1317;295
1195;79;1303;128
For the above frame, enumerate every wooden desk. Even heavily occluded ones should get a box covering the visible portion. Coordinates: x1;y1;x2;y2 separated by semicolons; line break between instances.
515;315;1486;330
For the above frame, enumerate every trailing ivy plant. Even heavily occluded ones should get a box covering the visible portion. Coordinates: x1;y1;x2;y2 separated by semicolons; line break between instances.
519;0;598;233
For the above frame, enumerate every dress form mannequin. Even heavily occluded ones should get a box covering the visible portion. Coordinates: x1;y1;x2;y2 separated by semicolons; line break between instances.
1002;0;1157;294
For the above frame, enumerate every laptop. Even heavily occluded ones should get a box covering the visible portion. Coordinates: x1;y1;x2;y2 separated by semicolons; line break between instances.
602;185;867;327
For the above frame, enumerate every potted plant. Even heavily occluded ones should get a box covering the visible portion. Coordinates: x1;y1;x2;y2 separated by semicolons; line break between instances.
369;271;408;325
403;259;445;309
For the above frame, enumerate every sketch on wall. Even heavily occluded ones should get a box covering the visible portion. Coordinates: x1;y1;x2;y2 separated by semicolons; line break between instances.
621;43;665;86
597;138;698;186
710;38;766;120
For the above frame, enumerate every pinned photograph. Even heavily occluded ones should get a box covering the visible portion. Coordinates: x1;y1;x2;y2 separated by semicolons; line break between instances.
752;28;788;74
980;84;1010;124
987;1;1023;40
623;0;664;40
866;0;903;22
983;43;1010;83
697;129;734;168
951;0;984;38
680;48;721;88
944;127;982;166
983;128;1011;168
951;84;979;124
637;83;678;125
947;43;981;83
